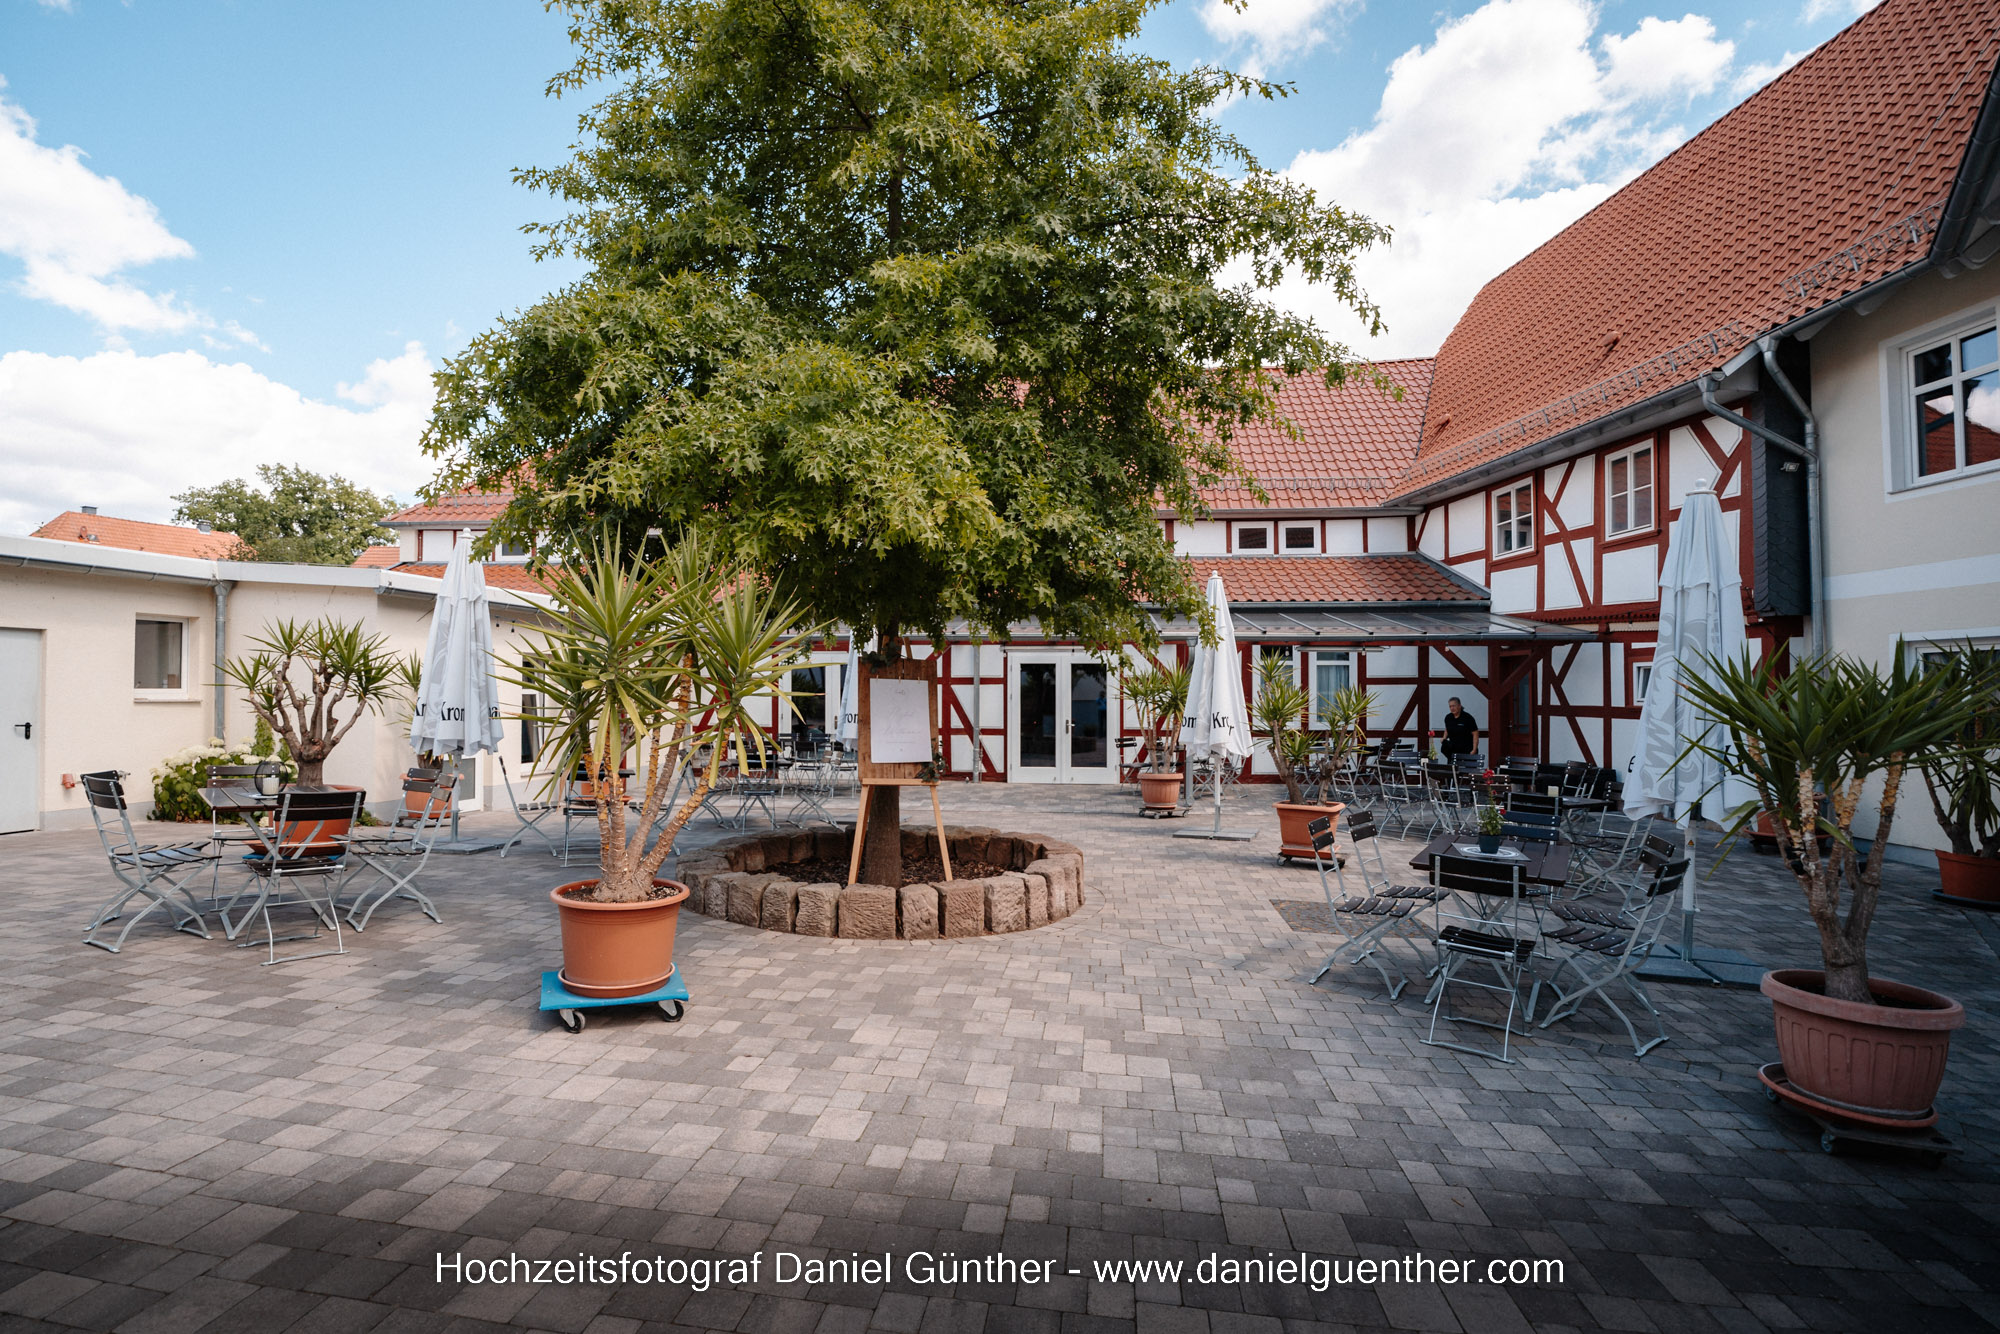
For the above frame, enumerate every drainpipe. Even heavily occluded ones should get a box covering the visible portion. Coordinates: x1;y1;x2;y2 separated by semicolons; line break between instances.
211;580;233;741
970;635;982;782
1698;360;1826;659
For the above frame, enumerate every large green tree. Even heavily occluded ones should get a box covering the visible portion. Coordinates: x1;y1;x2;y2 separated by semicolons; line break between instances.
423;0;1390;883
174;464;398;565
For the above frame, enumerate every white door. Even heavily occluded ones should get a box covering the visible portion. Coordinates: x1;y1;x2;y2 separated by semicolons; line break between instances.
0;630;43;834
1008;653;1118;783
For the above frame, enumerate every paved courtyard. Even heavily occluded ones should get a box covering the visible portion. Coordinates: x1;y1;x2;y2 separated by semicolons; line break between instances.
2;786;1997;1334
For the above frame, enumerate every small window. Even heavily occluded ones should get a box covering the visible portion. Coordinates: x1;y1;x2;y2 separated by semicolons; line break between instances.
497;539;530;561
1632;662;1653;705
1305;650;1356;730
520;693;542;764
1234;524;1271;552
1494;480;1534;555
1281;524;1318;553
135;619;186;696
1909;322;2000;481
1606;444;1655;537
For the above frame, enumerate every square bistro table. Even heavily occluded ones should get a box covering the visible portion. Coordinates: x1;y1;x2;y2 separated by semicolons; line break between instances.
1409;833;1571;890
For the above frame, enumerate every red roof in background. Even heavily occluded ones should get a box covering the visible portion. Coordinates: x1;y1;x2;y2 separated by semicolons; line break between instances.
385;489;513;526
350;545;400;568
1396;0;2000;496
1183;555;1482;605
31;511;244;560
386;561;551;593
1188;360;1432;511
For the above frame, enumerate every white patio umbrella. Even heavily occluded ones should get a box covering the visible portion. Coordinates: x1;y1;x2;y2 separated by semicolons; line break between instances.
836;633;862;749
1174;572;1257;840
409;531;505;845
1624;483;1760;983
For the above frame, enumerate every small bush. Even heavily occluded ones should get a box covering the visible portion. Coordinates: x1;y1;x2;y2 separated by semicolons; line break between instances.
148;737;296;823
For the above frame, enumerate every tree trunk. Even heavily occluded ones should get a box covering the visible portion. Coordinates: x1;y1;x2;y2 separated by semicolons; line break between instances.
295;759;325;785
1820;956;1873;1004
861;784;903;886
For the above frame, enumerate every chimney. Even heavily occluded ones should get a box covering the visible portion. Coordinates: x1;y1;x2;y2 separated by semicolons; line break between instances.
81;505;98;516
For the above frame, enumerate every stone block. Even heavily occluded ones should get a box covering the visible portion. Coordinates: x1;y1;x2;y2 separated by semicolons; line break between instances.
940;880;987;938
761;880;799;933
794;884;839;937
838;886;897;939
733;841;767;873
813;825;852;861
1027;856;1078;920
1022;871;1049;928
698;872;743;918
898;885;940;940
900;825;936;859
727;874;774;926
985;874;1027;934
953;832;990;865
757;832;795;865
785;829;818;863
982;835;1018;869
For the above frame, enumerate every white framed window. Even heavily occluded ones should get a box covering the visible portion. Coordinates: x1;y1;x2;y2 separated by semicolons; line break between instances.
1304;650;1356;729
1632;662;1653;705
1899;318;2000;487
495;539;531;562
1605;443;1655;537
1280;523;1319;554
1233;522;1272;552
134;618;189;699
1493;480;1534;555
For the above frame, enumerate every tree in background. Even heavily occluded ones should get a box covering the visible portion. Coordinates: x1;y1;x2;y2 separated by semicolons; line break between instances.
422;0;1391;884
174;463;398;565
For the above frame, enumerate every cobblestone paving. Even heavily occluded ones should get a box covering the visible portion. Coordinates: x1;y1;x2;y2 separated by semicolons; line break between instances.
2;787;1997;1333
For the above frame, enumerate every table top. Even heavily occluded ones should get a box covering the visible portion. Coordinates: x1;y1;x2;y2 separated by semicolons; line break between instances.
1409;833;1571;887
197;784;344;814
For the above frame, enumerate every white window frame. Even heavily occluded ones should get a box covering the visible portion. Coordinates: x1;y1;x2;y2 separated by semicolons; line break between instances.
134;617;192;701
1604;443;1656;538
494;538;531;563
1631;662;1653;707
1302;649;1357;730
1885;307;2000;492
1493;480;1534;556
1279;522;1320;555
1232;522;1273;553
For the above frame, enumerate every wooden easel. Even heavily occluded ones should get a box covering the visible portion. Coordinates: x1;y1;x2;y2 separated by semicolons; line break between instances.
845;657;953;886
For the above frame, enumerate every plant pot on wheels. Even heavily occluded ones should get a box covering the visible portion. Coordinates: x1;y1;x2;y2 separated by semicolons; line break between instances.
551;880;690;998
1138;771;1183;811
1935;851;2000;906
1759;969;1965;1127
1275;801;1343;863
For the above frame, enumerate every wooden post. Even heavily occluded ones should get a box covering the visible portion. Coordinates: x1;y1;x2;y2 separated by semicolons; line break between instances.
930;785;952;881
846;786;872;886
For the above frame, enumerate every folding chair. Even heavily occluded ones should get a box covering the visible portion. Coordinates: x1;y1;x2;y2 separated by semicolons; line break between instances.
80;771;216;953
219;787;364;965
1535;854;1686;1057
1566;812;1654;898
335;773;455;931
787;745;840;824
1378;762;1427;838
1423;853;1538;1064
1307;811;1441;999
1502;790;1563;845
732;753;782;828
497;754;564;859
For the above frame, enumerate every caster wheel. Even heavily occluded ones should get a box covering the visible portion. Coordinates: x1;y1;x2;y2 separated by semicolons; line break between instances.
658;1000;685;1023
558;1009;584;1033
1763;1085;1778;1103
1820;1131;1837;1154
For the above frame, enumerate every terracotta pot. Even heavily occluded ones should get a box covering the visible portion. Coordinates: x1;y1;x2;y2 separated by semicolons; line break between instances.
1761;968;1964;1119
1275;801;1344;863
280;783;364;857
551;879;689;998
1137;771;1183;809
1935;850;2000;905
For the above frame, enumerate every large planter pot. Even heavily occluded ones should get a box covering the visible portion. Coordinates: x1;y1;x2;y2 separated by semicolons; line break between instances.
552;879;689;998
1275;801;1344;863
282;782;365;856
1761;968;1964;1123
1935;850;2000;906
1137;771;1183;810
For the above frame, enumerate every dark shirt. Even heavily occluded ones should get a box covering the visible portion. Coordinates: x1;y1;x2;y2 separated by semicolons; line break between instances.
1441;710;1479;754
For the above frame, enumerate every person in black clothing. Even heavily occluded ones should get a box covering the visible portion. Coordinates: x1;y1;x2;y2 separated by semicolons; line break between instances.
1440;696;1480;760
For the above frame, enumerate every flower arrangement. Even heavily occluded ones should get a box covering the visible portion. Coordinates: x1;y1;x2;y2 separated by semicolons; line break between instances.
148;722;296;822
1475;803;1505;836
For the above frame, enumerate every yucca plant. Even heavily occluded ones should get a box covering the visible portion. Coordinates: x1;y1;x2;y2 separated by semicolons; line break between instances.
1127;661;1192;773
1253;656;1312;804
507;534;821;903
224;618;412;784
1917;643;2000;862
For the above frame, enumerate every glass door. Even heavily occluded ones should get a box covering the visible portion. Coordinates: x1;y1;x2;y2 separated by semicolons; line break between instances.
1009;654;1118;783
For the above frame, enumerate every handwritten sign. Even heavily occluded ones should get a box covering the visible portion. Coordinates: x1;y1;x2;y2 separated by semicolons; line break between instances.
868;679;932;764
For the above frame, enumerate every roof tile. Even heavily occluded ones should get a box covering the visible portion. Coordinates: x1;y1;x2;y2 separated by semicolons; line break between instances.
1182;554;1481;605
30;511;244;560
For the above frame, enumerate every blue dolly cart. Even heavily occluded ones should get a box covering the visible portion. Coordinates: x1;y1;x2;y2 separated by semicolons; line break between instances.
539;968;688;1033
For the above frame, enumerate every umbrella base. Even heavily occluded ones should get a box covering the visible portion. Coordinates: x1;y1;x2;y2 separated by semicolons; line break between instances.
1171;827;1260;841
1637;944;1763;988
429;837;508;856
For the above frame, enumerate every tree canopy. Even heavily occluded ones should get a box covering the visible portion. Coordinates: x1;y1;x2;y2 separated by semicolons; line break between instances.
173;464;398;566
423;0;1390;650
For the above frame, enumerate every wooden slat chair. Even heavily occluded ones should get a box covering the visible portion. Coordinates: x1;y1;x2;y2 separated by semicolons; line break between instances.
1422;853;1538;1064
1535;854;1687;1057
1566;812;1655;898
335;773;456;931
80;770;217;953
1306;811;1441;999
219;788;364;965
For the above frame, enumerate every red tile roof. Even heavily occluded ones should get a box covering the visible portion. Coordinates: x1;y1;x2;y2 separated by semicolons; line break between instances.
350;544;401;568
384;489;513;526
1183;555;1482;605
1188;361;1432;511
1396;0;2000;496
386;561;552;593
31;511;245;559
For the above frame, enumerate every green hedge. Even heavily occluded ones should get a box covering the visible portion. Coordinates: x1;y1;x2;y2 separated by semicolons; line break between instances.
148;732;295;823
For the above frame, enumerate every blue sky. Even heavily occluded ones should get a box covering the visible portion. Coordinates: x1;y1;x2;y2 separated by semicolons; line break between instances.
0;0;1880;533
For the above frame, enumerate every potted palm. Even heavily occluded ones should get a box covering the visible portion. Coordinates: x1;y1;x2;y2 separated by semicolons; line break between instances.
1679;650;1974;1123
1254;657;1342;862
1128;662;1191;810
510;534;818;998
1917;643;2000;905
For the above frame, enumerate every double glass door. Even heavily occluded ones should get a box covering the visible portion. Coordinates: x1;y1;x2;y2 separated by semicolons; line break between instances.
1009;653;1116;783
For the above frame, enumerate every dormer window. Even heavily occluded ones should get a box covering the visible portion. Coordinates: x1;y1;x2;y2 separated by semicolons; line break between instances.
1234;523;1271;552
1281;524;1318;553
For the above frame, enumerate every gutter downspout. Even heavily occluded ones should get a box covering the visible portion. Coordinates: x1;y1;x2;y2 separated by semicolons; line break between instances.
1698;360;1825;658
212;580;233;741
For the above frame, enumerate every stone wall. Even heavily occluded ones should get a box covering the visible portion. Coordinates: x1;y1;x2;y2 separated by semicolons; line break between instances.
673;825;1086;941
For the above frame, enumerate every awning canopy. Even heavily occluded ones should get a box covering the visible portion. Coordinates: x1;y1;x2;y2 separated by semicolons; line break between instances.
1151;605;1594;645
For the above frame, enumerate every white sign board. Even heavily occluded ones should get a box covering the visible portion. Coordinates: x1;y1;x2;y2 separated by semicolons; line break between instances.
868;678;932;764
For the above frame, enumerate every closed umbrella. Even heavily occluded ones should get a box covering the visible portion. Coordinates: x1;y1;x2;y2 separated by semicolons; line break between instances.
1625;483;1760;985
409;531;505;846
1174;572;1257;840
837;633;861;749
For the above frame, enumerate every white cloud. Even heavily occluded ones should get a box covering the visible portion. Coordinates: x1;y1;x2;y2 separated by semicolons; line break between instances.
0;83;248;339
0;343;439;536
1265;0;1736;357
1199;0;1361;76
1801;0;1878;22
1733;48;1808;95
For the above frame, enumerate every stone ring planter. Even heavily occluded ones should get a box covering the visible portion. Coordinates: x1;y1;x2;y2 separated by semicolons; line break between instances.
674;823;1086;941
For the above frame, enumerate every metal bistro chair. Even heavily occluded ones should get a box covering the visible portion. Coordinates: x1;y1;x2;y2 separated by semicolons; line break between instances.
1378;761;1428;838
787;744;841;824
80;771;217;953
1502;790;1563;845
1308;811;1442;999
334;773;456;931
497;754;570;859
1536;853;1688;1057
1423;853;1538;1064
732;750;783;828
221;787;365;965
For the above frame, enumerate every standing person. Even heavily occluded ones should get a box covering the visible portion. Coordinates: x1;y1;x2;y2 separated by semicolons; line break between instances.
1440;696;1480;762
